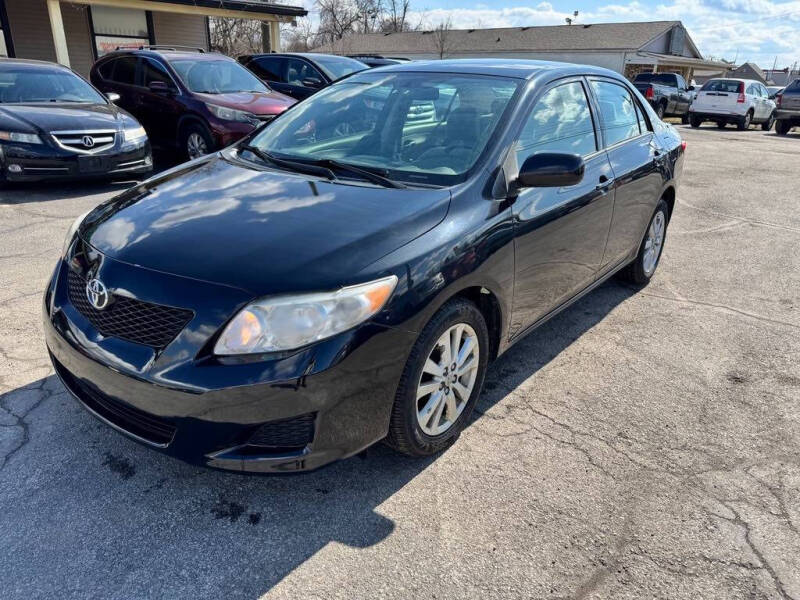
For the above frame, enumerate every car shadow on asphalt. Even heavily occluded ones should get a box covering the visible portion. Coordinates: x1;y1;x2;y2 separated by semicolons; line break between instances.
0;279;636;598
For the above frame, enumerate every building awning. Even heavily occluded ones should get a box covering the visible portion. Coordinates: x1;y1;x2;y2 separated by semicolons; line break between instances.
67;0;306;21
627;52;731;71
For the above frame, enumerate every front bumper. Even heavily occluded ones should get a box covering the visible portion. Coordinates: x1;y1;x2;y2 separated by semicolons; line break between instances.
43;247;415;473
1;140;152;183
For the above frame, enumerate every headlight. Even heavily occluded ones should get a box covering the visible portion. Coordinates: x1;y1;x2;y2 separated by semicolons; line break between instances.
206;103;257;124
62;210;91;257
0;131;43;144
123;125;147;143
214;275;398;355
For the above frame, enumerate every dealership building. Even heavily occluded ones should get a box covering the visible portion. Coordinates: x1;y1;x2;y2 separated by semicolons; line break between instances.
0;0;306;76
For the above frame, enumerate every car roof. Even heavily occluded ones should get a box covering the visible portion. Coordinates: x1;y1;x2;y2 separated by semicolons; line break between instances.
247;52;361;62
100;49;232;62
360;58;623;81
0;57;73;72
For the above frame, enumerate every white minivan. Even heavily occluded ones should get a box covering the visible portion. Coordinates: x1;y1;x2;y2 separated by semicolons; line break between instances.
689;78;776;130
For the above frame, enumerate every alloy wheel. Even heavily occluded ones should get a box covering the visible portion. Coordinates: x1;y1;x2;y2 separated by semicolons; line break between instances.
187;132;208;159
642;211;665;276
416;323;479;436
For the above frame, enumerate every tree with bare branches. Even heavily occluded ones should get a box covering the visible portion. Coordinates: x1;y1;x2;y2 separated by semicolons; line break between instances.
208;18;263;56
432;17;455;59
380;0;411;33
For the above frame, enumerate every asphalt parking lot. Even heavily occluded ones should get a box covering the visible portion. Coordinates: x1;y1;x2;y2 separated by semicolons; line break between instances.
1;125;799;599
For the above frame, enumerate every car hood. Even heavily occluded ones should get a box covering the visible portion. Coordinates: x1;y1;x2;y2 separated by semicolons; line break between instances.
0;102;129;133
195;91;295;116
81;153;450;295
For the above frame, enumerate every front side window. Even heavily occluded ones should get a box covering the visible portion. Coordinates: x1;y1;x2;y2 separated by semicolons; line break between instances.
91;6;150;57
142;58;174;88
0;68;106;104
248;72;521;186
590;80;641;146
285;59;323;87
170;59;268;94
516;81;597;164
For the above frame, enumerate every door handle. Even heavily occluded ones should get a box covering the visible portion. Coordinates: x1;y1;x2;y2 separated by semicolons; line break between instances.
595;175;613;193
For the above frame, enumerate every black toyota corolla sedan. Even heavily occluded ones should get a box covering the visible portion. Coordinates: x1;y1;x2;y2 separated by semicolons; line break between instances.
0;59;152;185
45;60;684;473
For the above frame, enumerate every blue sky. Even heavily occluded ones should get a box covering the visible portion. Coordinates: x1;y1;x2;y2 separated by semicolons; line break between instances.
302;0;800;68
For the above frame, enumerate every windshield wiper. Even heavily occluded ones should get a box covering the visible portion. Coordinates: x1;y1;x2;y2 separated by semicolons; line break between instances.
240;145;336;180
300;158;407;189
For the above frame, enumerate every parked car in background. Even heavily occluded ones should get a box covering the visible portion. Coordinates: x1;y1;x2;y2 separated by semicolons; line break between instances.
774;79;800;135
46;59;684;473
632;72;693;121
689;78;776;130
0;58;151;185
346;55;406;67
767;85;784;99
90;47;295;160
237;53;367;100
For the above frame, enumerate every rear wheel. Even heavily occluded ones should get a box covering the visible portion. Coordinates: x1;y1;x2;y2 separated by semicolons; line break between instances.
717;121;727;129
618;199;669;286
385;298;489;456
655;102;666;119
775;120;792;135
681;114;689;125
737;111;752;130
761;112;776;131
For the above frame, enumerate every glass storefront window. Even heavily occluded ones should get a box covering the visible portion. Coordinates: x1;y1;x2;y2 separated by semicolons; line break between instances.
91;6;151;56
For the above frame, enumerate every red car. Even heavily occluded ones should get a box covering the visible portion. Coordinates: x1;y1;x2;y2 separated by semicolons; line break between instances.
90;47;296;159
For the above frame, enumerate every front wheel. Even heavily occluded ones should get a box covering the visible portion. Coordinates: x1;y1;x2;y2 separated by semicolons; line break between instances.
181;123;214;160
681;114;690;125
385;298;489;456
618;199;669;285
690;116;702;128
761;112;776;131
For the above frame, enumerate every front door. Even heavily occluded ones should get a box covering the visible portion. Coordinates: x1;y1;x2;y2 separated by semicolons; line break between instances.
510;79;615;337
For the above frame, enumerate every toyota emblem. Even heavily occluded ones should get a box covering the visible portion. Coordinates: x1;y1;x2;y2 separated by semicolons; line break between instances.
82;135;95;148
86;278;109;310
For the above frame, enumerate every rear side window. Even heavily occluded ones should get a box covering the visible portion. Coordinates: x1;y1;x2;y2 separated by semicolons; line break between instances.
590;80;641;146
516;81;597;162
251;56;284;82
285;58;323;86
97;59;116;80
141;58;173;88
110;57;137;85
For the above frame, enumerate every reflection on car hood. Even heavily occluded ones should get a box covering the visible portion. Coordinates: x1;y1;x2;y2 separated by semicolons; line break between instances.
81;154;450;295
195;91;296;116
0;102;127;132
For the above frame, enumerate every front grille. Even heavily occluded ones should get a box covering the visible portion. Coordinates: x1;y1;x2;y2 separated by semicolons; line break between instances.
51;130;115;154
246;414;315;450
52;355;176;446
67;269;193;349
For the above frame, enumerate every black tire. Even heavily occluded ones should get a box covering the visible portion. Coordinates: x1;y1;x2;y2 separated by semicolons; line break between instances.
690;116;702;128
385;298;489;457
761;112;776;131
717;121;727;129
681;114;689;125
737;111;752;130
655;102;666;119
618;199;669;286
775;120;791;135
180;122;214;160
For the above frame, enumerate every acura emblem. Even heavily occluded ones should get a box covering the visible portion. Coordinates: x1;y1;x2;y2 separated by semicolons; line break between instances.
86;278;109;310
82;135;95;148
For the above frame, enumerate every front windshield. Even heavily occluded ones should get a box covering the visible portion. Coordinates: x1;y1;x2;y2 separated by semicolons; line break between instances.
312;55;367;81
0;69;106;103
170;59;268;94
247;72;520;185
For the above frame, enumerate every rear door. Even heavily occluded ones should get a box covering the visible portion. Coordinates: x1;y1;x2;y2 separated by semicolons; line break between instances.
247;55;288;92
510;78;615;335
136;57;183;146
588;77;664;266
96;56;140;115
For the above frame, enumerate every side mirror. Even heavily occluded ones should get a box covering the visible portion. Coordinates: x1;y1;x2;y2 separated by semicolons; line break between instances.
517;153;585;188
302;77;323;88
148;81;171;95
106;92;121;103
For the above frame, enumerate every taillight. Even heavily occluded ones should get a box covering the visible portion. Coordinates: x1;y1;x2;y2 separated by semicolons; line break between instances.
737;82;745;103
776;94;783;108
645;86;654;100
681;140;687;152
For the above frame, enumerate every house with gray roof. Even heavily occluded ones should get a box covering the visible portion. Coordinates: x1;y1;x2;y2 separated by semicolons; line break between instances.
314;20;729;82
730;62;768;85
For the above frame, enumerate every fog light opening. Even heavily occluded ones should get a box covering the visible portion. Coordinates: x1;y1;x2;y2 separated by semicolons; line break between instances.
7;164;22;173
